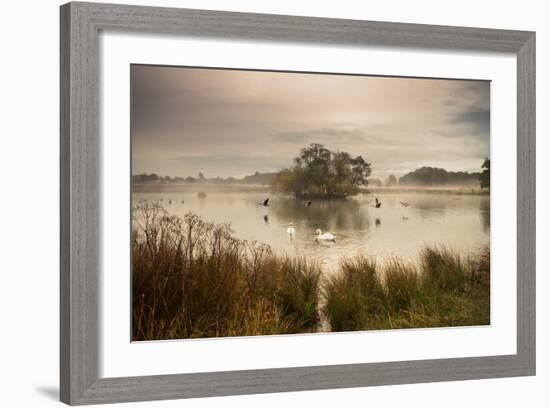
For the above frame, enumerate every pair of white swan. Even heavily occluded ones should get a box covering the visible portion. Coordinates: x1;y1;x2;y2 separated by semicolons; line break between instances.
285;223;335;242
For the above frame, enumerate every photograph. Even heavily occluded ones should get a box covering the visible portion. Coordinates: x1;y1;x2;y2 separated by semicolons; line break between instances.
1;0;541;405
131;64;491;341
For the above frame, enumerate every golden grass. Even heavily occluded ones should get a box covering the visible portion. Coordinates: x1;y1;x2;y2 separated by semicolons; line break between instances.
132;203;321;340
322;247;490;331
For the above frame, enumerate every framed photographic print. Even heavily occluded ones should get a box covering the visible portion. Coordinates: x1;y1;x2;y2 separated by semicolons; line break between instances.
60;2;536;405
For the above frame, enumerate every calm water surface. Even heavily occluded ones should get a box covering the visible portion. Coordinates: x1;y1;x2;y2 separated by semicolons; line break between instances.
133;188;489;273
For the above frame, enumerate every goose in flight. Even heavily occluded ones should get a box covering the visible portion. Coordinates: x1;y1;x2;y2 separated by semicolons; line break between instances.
399;201;410;207
374;198;382;208
259;198;270;207
304;200;312;208
315;229;335;242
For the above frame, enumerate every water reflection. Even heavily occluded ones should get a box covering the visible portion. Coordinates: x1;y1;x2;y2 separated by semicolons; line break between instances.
479;198;490;233
268;198;371;232
133;190;489;272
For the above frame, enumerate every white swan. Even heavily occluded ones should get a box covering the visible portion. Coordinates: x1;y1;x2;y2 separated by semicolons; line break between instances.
315;229;335;242
287;223;295;235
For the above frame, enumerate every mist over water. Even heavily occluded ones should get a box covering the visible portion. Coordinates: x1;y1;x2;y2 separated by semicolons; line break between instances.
133;187;489;273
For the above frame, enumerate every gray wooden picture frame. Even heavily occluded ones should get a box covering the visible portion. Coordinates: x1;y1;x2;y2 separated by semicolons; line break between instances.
60;1;536;405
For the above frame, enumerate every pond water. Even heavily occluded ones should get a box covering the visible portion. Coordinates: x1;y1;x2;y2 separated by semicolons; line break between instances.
133;187;489;273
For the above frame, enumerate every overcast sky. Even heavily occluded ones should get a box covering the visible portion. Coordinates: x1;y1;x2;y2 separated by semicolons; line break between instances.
132;65;490;180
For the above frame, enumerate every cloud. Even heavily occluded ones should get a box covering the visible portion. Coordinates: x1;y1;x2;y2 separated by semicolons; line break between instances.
448;108;490;134
272;127;366;144
441;105;490;159
131;65;491;179
170;153;290;176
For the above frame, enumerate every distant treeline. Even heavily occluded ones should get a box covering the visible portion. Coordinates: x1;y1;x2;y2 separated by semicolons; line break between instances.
369;167;483;187
132;171;277;185
134;161;489;189
398;167;481;186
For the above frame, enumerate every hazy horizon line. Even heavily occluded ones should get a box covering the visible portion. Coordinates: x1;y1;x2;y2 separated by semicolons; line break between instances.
132;164;485;181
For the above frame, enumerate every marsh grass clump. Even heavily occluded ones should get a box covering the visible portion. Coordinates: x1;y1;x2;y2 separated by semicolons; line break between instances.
323;256;385;331
275;257;322;330
420;247;469;293
132;203;322;340
383;260;420;314
323;247;490;332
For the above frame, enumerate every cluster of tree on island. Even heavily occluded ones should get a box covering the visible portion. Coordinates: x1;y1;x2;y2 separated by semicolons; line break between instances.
133;144;490;197
271;144;372;198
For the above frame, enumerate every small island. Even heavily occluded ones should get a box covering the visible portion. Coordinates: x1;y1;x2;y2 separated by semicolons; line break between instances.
272;143;372;198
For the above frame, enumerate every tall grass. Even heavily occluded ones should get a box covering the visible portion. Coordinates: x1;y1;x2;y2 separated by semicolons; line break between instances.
132;203;490;339
323;247;490;331
323;256;385;331
132;203;321;340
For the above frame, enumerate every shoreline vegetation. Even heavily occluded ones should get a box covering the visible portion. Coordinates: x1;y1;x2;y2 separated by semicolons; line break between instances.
132;204;490;341
132;182;489;196
132;144;490;197
132;145;490;198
